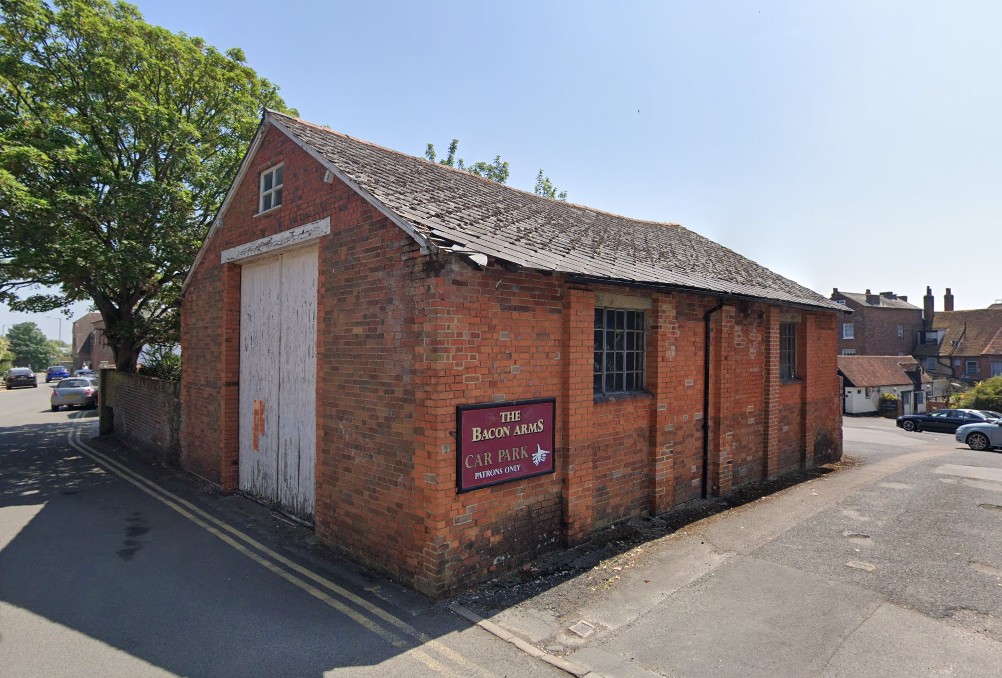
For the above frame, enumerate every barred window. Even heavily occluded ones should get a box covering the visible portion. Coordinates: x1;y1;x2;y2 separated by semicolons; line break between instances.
780;322;798;380
594;308;645;395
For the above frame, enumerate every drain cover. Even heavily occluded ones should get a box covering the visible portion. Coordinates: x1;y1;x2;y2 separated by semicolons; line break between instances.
569;620;596;638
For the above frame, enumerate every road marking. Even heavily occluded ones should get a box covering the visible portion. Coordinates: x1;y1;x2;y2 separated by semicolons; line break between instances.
66;415;493;677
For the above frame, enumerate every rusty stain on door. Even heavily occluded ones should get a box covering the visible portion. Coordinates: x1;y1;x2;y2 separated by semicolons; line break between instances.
252;399;265;450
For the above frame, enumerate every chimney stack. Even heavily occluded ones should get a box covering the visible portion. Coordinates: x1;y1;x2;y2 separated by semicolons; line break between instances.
923;286;934;328
865;288;880;305
944;288;954;312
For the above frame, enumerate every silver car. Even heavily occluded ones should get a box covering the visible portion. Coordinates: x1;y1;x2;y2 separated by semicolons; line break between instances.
955;419;1002;451
50;377;99;411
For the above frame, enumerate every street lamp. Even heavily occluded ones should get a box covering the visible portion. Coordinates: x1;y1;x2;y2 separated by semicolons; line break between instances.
44;315;63;343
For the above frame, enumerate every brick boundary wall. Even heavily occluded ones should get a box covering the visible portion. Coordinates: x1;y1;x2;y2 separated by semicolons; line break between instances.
99;370;181;467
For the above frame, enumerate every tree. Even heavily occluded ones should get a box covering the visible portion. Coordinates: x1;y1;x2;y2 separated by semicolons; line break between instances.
955;376;1002;412
0;0;294;371
424;138;566;199
534;169;567;201
6;321;49;370
0;336;13;371
425;139;510;184
46;338;69;364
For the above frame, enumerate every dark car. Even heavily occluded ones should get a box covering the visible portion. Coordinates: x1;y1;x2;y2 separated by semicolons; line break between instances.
45;365;70;382
4;367;37;389
896;408;993;433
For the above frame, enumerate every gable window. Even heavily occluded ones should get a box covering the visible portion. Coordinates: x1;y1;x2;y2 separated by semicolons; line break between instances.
966;360;979;376
594;308;645;395
259;163;284;213
842;323;854;340
896;324;903;338
780;322;798;380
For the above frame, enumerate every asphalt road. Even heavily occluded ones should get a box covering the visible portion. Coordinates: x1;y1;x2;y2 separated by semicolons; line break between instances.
0;383;565;678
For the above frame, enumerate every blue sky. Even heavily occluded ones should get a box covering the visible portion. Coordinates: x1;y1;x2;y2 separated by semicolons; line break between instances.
4;1;1001;342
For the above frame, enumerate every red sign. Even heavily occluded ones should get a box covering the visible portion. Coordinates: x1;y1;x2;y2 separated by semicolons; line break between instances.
457;398;556;492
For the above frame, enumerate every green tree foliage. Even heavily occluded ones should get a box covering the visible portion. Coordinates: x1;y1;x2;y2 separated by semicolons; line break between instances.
425;139;510;184
46;338;68;364
423;139;567;198
954;376;1002;412
6;321;49;370
0;0;294;371
0;336;13;371
534;169;567;201
140;343;181;381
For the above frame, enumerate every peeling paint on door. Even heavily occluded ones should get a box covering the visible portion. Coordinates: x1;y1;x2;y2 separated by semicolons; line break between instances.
238;246;318;520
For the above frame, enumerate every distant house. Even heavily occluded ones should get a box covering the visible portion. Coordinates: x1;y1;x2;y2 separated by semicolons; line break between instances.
913;287;1002;383
830;288;922;357
837;355;930;415
71;312;114;371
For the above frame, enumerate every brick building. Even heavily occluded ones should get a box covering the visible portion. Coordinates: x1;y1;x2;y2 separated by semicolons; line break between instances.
914;287;1002;383
179;111;845;596
830;288;923;356
71;311;114;371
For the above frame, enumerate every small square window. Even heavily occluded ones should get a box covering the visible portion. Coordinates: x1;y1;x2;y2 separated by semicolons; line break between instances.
259;164;284;213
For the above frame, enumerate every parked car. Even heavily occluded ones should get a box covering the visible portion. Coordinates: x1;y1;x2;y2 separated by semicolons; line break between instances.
4;367;37;389
50;377;99;411
45;365;70;382
955;419;1002;451
896;408;993;433
75;368;97;378
978;410;1002;421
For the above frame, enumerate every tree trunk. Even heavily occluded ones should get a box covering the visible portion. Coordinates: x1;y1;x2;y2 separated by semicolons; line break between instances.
113;338;142;373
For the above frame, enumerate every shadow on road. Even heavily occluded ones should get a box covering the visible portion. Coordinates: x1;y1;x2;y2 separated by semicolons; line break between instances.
0;418;467;677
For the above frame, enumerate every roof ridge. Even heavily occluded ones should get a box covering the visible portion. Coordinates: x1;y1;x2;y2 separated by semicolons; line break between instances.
266;109;684;229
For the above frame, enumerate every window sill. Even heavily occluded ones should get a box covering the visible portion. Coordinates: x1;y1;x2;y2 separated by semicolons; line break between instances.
594;391;653;404
254;205;283;218
780;378;803;386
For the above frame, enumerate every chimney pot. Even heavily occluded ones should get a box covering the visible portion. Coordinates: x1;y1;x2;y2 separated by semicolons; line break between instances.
944;287;954;312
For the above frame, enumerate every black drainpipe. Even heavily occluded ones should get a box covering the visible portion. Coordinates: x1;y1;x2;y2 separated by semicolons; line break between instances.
702;299;726;499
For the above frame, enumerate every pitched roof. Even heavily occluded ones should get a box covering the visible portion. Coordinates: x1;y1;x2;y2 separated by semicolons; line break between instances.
837;355;930;387
250;112;840;312
913;309;1002;358
836;291;920;310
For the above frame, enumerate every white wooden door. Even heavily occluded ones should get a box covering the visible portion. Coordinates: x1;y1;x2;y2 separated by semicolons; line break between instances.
239;247;317;520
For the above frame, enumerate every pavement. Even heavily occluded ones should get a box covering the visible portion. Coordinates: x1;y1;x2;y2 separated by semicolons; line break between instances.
452;417;1002;677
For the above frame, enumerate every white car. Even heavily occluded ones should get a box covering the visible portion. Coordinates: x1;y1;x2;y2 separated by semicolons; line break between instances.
955;420;1002;451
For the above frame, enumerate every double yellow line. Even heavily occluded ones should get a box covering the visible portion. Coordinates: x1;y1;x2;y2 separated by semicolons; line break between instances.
67;414;492;677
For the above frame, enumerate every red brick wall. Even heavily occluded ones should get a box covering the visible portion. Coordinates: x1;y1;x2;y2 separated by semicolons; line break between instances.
181;122;844;596
100;371;180;466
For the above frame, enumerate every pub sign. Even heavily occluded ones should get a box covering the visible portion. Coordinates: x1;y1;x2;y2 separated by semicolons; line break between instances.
456;398;556;492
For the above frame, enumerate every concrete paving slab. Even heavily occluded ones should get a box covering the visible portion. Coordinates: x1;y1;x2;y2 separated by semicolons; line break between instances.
596;556;885;678
566;646;661;678
820;602;1002;677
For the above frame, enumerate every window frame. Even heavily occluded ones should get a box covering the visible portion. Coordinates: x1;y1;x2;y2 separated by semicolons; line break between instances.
258;163;284;214
842;323;854;340
593;307;646;396
966;360;979;376
780;321;798;381
896;324;904;338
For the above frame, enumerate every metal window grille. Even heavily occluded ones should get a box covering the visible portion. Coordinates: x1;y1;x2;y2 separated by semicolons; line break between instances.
594;308;645;394
780;322;797;380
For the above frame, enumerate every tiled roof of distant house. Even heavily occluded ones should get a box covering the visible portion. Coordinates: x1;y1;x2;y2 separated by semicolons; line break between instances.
913;309;1002;358
837;355;930;387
